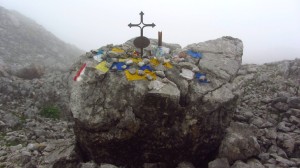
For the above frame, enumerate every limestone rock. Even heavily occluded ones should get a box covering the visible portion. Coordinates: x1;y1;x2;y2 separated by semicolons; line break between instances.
176;162;195;168
218;122;261;163
185;36;243;82
208;158;230;168
231;160;250;168
70;37;243;167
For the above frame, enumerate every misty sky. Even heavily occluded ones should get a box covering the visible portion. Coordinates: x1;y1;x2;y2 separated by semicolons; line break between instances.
0;0;300;64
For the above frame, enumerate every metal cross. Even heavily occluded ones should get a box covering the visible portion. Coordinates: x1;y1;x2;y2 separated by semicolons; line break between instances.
128;11;156;56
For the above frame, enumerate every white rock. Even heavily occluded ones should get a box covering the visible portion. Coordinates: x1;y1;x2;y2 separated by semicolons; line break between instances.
128;68;136;75
21;150;31;157
10;144;22;152
138;70;145;76
148;80;166;91
143;58;150;64
155;71;165;78
138;61;145;67
125;59;133;65
146;74;153;81
180;68;194;80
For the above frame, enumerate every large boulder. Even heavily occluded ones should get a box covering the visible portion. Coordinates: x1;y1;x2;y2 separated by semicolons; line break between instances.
218;122;261;164
70;36;243;167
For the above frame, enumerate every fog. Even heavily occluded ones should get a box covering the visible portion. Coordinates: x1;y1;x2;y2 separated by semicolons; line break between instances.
1;0;300;64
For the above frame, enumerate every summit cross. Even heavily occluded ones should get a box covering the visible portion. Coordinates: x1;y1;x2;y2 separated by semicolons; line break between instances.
128;11;156;56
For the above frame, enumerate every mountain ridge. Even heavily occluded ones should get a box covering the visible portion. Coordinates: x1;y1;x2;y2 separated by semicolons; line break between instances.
0;5;84;73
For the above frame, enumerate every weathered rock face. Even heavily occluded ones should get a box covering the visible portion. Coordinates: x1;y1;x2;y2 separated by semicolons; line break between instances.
70;37;243;167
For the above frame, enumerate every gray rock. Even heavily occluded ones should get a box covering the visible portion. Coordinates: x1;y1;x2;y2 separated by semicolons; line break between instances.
176;162;195;168
21;151;32;157
290;158;300;167
287;97;300;109
70;37;243;165
289;116;300;125
208;158;230;168
265;128;277;140
45;143;78;167
2;113;21;128
250;117;264;127
278;135;295;156
268;145;278;154
99;164;118;168
272;102;289;112
287;109;300;118
138;70;145;76
155;71;165;78
277;147;288;158
10;144;22;152
27;143;47;152
277;122;291;132
258;152;270;163
218;122;260;163
270;154;296;167
246;158;264;168
0;150;7;157
79;161;99;168
231;160;250;168
146;74;153;80
186;36;243;82
128;68;136;75
263;163;277;168
143;162;166;168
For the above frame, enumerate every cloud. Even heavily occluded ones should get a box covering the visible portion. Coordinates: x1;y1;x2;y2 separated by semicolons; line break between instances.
1;0;299;64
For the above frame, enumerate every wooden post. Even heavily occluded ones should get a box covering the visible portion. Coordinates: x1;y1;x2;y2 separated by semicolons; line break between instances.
158;31;162;47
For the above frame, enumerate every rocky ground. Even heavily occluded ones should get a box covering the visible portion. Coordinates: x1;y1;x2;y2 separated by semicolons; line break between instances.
209;59;300;168
0;70;76;168
0;40;299;168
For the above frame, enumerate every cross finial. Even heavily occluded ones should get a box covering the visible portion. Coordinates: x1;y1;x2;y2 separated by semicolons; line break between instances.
128;11;156;36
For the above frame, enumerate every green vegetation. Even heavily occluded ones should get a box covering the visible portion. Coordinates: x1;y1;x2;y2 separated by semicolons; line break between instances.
5;139;21;147
0;133;5;141
40;105;60;120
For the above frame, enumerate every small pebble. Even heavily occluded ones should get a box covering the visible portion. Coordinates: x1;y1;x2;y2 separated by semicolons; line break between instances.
126;60;133;65
155;71;165;78
143;58;150;64
146;74;153;80
138;70;145;76
162;78;169;83
138;62;145;67
128;68;136;75
106;62;112;68
111;58;118;63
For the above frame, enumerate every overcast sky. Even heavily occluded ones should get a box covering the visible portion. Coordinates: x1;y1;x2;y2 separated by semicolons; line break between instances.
0;0;300;64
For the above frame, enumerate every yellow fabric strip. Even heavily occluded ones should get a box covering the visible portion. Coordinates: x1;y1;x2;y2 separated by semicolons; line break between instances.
95;61;109;73
125;70;157;81
118;58;127;62
163;62;173;69
150;58;160;66
130;58;143;64
111;48;125;53
150;58;173;68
